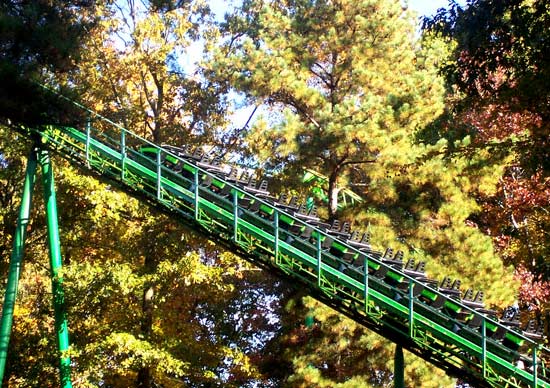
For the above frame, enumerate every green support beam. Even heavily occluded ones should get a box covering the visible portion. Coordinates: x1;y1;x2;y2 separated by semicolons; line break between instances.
0;147;72;387
39;150;72;388
0;149;38;384
394;345;405;388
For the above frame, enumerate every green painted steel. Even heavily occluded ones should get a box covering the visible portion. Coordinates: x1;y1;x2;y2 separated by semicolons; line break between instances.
0;147;72;387
394;345;404;388
302;168;363;209
39;150;72;388
8;93;550;388
16;121;550;388
0;149;38;384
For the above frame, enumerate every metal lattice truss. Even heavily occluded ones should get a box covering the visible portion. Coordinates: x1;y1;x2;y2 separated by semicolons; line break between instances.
9;105;549;388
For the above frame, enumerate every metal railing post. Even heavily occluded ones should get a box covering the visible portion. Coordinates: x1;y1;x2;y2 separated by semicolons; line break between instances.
233;189;238;242
364;256;369;313
120;129;126;180
409;279;414;338
85;119;91;166
194;170;199;221
156;148;161;199
533;345;538;387
316;233;322;288
482;317;487;378
274;211;279;264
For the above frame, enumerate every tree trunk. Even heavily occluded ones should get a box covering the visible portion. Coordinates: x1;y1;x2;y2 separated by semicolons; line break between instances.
136;254;155;388
327;169;341;221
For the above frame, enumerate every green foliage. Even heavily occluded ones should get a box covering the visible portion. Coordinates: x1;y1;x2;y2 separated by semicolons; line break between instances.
0;0;96;125
208;0;519;386
213;0;446;219
425;0;550;314
85;332;189;385
69;0;228;146
260;295;455;387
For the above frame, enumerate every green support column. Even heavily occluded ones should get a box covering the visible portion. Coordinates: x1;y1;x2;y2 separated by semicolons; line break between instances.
39;150;72;388
0;149;38;384
394;344;405;388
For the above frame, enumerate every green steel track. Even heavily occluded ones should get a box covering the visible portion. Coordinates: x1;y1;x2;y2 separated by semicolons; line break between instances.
9;105;550;387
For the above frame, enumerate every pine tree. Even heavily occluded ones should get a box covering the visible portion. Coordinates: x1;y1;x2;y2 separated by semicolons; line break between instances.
0;1;276;386
212;0;445;220
208;0;519;385
425;0;550;320
0;0;96;125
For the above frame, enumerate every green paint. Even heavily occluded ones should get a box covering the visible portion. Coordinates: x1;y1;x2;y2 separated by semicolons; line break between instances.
394;345;405;388
386;271;404;284
211;178;225;190
420;288;437;302
260;203;275;216
444;300;462;314
278;213;294;226
9;119;549;388
166;154;178;164
39;150;72;388
331;240;347;253
0;149;37;384
504;332;524;348
183;163;197;173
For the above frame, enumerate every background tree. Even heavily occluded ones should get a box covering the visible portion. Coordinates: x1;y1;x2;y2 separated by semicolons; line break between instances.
70;0;228;146
1;1;280;387
0;0;96;125
209;0;518;386
213;0;446;220
425;0;550;318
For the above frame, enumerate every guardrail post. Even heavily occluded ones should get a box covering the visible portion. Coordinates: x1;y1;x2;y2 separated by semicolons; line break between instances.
482;317;487;378
316;233;322;288
408;279;414;338
233;189;238;243
533;345;538;387
364;256;369;313
39;149;72;388
85;118;91;166
194;169;199;221
273;210;279;264
120;129;126;180
0;148;38;384
156;147;161;199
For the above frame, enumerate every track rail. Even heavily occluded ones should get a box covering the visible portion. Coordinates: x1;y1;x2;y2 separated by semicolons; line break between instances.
10;109;549;387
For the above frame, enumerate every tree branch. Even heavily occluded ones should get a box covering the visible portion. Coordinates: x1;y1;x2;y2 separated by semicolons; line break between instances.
341;158;377;167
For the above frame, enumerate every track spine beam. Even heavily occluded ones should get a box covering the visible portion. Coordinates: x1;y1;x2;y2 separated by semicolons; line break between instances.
9;92;550;387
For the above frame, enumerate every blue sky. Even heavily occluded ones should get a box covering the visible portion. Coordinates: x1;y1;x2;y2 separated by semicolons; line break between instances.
408;0;454;17
202;0;463;129
209;0;460;20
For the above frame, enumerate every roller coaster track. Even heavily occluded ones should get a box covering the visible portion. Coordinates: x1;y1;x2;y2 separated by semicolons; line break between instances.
8;97;550;387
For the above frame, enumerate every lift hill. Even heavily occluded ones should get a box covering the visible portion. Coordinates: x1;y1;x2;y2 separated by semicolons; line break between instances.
2;92;549;388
